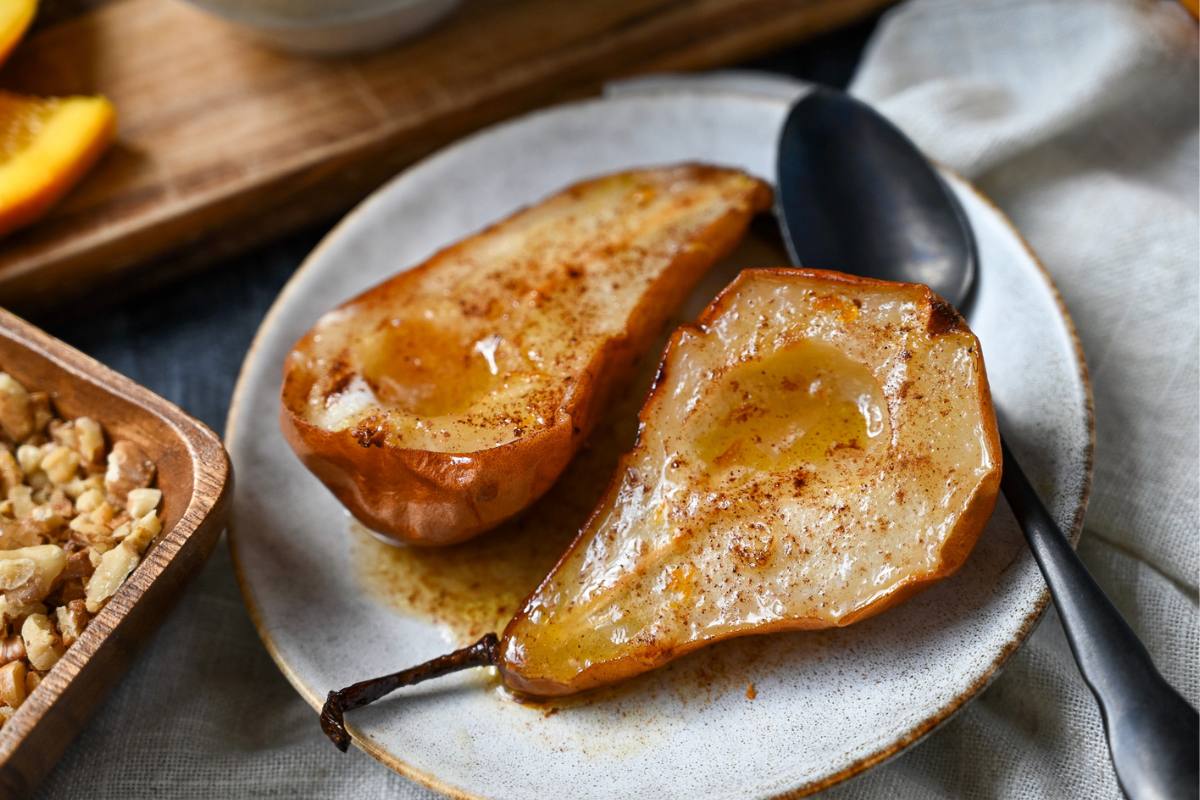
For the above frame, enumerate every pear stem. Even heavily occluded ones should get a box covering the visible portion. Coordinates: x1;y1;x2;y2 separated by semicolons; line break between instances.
320;633;501;751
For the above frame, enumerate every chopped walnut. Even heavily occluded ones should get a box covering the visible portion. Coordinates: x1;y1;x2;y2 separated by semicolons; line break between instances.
123;512;162;555
0;450;20;495
41;446;80;486
47;490;73;519
104;441;155;500
0;660;26;708
61;550;93;581
48;421;79;455
55;601;88;648
0;597;45;626
0;374;33;443
74;418;105;467
0;636;25;666
0;559;34;593
21;614;62;671
85;544;138;614
7;486;32;519
68;514;113;550
126;488;161;520
0;519;36;550
0;555;38;584
91;502;116;526
14;445;39;477
0;546;66;605
62;474;103;501
74;487;104;514
55;579;86;605
26;504;65;537
0;375;163;728
27;394;52;438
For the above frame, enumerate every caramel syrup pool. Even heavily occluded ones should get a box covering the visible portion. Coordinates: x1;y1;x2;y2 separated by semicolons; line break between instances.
351;510;575;642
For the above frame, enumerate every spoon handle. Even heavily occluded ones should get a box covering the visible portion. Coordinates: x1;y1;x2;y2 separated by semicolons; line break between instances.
1000;436;1199;800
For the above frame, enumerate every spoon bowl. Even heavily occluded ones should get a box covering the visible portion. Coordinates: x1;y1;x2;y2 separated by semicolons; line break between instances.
777;88;976;311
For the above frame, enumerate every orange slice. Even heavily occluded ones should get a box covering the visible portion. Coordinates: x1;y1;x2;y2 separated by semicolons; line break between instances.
0;92;116;237
0;0;35;67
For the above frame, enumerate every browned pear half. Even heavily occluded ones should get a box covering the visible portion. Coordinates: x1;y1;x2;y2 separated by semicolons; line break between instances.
320;268;1002;749
281;165;772;546
498;268;1002;694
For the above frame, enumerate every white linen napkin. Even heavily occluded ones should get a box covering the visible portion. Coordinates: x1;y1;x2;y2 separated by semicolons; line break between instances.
35;0;1197;797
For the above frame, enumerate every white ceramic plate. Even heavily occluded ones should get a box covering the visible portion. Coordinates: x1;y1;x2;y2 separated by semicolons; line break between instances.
227;90;1093;800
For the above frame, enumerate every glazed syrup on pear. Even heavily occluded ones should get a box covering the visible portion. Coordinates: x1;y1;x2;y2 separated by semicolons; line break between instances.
352;370;644;641
693;339;886;471
356;318;502;417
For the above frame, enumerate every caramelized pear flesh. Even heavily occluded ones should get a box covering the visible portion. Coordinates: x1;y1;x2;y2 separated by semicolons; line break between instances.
319;268;1001;749
498;268;1001;695
282;165;772;545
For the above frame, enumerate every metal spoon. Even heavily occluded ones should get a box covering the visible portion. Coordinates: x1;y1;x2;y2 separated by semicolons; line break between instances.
775;85;1198;800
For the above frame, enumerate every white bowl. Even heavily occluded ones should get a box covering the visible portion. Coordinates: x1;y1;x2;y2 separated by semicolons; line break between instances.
182;0;460;55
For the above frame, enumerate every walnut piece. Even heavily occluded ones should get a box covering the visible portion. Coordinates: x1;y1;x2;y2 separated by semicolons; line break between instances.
0;636;25;666
74;418;105;467
56;601;89;648
104;441;155;500
0;546;66;604
41;446;79;486
48;421;79;456
74;488;104;514
7;486;32;519
0;450;20;495
21;614;62;671
0;559;35;592
0;519;37;551
62;550;94;580
0;660;26;708
27;394;52;439
0;374;33;443
123;512;162;555
85;544;139;614
126;488;161;520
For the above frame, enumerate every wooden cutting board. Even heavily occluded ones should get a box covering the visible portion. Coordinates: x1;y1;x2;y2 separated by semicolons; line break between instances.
0;0;890;311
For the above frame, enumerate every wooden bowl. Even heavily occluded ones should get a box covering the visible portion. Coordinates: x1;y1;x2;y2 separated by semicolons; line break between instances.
0;309;231;797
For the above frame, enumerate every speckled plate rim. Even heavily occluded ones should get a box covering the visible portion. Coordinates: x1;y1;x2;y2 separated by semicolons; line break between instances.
225;89;1095;800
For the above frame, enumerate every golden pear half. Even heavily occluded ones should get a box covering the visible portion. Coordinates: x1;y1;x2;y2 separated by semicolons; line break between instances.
281;165;772;545
499;268;1002;696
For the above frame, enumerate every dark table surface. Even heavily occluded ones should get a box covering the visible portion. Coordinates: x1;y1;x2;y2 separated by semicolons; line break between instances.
28;15;880;436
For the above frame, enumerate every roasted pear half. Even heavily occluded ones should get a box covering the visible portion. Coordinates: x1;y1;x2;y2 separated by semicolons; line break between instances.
282;165;772;545
320;268;1001;747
